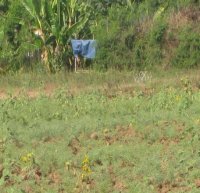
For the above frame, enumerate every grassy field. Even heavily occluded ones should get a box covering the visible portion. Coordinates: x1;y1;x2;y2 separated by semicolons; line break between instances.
1;69;200;193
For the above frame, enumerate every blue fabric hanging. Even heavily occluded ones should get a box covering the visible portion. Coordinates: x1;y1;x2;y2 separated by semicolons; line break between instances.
71;40;96;59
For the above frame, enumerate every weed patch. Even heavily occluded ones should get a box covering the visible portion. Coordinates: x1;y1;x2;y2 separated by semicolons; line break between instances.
1;73;200;192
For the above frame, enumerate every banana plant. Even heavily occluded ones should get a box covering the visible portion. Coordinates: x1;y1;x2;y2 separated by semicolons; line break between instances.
21;0;90;71
46;0;89;48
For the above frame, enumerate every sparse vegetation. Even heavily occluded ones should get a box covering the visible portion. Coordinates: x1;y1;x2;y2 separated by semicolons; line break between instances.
1;70;200;192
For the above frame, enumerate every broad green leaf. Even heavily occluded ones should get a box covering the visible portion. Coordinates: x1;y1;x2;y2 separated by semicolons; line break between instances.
32;0;41;17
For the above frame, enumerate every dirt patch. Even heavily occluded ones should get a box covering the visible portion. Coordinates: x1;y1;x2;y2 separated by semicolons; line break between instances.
48;171;62;184
116;125;137;138
0;83;57;99
22;185;33;193
0;90;6;99
44;83;57;96
160;137;179;146
26;90;40;98
42;136;63;144
68;137;82;155
104;125;140;146
108;165;127;192
90;132;99;140
157;182;191;193
195;179;200;188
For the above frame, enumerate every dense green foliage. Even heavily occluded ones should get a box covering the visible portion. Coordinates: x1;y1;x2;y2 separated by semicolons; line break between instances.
0;0;199;72
95;0;200;70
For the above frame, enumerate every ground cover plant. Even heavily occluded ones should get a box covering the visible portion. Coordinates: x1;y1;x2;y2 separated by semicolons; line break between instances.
1;70;200;193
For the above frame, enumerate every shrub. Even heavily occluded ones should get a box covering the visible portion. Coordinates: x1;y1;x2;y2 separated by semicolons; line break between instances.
94;1;199;71
94;6;136;70
94;2;170;70
172;27;200;68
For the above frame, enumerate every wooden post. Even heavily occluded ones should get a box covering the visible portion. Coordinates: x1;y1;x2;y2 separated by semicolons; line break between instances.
75;57;77;72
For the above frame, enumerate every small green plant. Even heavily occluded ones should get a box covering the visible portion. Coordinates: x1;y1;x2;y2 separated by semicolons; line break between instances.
150;20;167;44
181;76;192;93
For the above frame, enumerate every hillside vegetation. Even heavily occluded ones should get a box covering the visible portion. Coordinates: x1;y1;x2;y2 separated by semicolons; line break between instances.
0;0;199;72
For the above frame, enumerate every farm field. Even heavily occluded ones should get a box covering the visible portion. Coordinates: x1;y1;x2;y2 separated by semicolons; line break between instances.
1;70;200;193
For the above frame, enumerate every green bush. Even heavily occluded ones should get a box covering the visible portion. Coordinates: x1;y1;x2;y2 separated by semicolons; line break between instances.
94;6;168;70
172;27;200;68
149;20;167;44
94;0;199;71
132;19;167;68
94;6;136;70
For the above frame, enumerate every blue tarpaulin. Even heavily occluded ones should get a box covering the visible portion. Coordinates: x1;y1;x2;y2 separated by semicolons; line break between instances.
71;40;96;59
